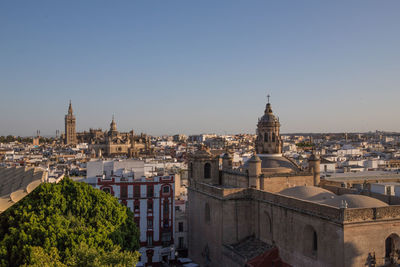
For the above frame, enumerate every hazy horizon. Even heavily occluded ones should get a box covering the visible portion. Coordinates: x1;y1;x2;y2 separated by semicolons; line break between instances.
1;1;399;136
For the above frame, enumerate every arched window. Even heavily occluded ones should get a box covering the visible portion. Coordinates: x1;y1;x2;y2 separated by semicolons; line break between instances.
385;233;400;263
264;133;269;142
272;133;276;142
205;203;210;223
313;231;318;252
304;225;318;258
204;163;211;179
261;211;273;242
102;187;111;194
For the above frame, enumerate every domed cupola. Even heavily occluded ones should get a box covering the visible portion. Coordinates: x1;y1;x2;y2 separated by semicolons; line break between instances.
259;102;280;126
108;115;118;137
256;95;283;154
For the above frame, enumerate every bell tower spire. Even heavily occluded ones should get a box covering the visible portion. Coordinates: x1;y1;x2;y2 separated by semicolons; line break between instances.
68;100;73;115
65;100;77;145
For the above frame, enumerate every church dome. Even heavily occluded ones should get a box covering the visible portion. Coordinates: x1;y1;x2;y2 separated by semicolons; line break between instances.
321;194;388;208
259;103;279;126
242;154;300;174
279;186;388;208
279;186;335;201
259;155;298;171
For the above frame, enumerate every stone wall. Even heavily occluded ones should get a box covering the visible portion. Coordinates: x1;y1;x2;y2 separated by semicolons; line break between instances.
343;221;400;266
223;171;248;188
188;181;400;267
221;170;315;193
261;175;314;193
187;187;225;267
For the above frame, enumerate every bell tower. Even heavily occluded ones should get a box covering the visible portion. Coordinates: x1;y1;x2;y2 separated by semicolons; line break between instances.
255;95;282;154
108;115;118;138
64;100;77;145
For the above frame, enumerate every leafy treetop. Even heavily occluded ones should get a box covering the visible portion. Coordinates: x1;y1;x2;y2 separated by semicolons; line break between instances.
0;178;140;267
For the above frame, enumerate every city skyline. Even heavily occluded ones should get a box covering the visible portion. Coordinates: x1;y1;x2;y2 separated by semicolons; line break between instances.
1;1;400;136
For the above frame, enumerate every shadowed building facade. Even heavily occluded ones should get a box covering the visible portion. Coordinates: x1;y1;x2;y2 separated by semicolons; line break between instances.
187;98;400;267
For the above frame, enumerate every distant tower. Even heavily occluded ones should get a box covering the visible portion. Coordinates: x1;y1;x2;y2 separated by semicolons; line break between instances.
308;147;321;186
64;101;77;145
108;115;118;137
255;95;282;154
248;154;262;189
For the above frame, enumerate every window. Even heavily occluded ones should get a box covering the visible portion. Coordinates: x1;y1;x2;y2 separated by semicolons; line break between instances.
162;186;170;194
313;231;318;253
161;231;171;247
205;203;210;223
178;222;183;232
147;233;153;246
147;185;154;197
163;219;169;228
304;225;318;258
175;206;180;211
272;133;276;142
387;186;392;196
204;163;211;179
147;218;153;229
148;202;153;211
189;163;193;179
120;186;127;199
163;201;169;214
102;187;111;194
134;186;140;198
134;217;140;227
134;203;140;212
179;237;184;249
264;133;269;142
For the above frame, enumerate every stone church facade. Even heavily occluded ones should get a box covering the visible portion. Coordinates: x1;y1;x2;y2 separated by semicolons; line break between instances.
188;99;400;267
82;117;153;158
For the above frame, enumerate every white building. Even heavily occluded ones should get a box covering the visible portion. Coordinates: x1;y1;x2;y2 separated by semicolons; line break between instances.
86;159;144;181
371;183;398;196
85;159;176;266
320;158;336;173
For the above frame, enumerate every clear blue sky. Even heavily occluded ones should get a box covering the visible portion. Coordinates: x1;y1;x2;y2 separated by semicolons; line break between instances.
1;1;399;136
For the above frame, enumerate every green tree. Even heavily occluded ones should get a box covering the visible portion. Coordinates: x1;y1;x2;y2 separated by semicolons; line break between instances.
0;178;140;266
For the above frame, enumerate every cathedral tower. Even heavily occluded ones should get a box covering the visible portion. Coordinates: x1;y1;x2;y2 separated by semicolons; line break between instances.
64;101;77;145
255;96;282;154
108;115;118;138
